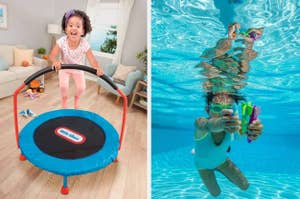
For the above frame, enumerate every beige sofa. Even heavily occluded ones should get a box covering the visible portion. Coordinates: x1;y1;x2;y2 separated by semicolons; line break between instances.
0;44;48;98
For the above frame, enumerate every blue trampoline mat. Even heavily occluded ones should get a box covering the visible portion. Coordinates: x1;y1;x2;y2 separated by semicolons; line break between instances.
19;109;119;176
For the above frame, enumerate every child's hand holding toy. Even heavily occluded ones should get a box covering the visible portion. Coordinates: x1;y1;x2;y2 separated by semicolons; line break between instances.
222;109;241;133
247;119;263;141
240;102;263;142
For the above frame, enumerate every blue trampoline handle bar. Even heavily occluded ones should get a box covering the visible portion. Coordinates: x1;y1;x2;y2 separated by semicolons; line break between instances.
24;64;118;90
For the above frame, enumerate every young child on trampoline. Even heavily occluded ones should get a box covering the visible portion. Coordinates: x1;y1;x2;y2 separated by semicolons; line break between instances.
49;9;103;109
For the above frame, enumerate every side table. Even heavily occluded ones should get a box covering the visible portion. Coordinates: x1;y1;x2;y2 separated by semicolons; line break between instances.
129;80;147;111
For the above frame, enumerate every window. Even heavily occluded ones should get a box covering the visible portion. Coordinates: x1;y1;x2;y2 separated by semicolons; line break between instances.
87;0;119;57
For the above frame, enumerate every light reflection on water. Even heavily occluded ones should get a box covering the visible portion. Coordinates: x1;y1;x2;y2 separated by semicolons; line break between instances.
152;0;300;135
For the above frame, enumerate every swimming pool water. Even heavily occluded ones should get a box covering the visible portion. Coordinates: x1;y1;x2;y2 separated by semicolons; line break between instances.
151;0;300;198
152;148;300;199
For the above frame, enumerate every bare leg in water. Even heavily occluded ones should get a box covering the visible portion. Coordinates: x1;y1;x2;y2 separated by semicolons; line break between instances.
198;158;248;196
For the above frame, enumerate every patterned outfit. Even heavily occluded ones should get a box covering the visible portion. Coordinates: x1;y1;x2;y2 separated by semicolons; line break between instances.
56;36;90;105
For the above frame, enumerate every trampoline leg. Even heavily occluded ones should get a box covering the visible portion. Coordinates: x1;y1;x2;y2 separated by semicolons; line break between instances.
60;176;69;195
19;154;26;161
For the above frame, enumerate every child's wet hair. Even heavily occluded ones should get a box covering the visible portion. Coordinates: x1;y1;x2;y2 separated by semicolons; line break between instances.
205;92;245;106
61;9;92;37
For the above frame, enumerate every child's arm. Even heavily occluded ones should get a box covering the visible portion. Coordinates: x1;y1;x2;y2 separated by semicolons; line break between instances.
194;117;226;140
49;43;62;71
86;49;103;76
194;118;209;140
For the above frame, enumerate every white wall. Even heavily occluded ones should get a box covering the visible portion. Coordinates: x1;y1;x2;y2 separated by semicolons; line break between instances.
0;0;55;53
0;0;147;67
0;0;87;55
52;0;88;25
122;0;147;68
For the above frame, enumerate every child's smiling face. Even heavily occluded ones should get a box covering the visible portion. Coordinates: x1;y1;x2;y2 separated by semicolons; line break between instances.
65;16;84;42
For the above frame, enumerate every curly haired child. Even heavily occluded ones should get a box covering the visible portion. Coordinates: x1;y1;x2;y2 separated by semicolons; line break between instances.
49;9;103;109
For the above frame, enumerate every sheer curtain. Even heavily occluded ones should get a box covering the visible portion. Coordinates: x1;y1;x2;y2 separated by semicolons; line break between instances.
112;0;135;64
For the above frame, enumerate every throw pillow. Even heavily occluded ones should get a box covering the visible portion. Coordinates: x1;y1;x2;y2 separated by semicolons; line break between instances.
22;60;30;67
13;48;34;66
112;64;136;81
0;57;9;71
113;78;126;86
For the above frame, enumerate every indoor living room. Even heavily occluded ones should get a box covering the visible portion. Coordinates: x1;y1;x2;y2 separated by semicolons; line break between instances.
0;0;147;198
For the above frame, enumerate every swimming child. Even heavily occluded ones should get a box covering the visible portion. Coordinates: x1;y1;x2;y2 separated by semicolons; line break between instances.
195;23;264;196
194;93;263;197
49;9;103;109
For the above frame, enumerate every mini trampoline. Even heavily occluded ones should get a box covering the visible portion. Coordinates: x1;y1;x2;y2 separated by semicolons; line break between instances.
13;64;127;194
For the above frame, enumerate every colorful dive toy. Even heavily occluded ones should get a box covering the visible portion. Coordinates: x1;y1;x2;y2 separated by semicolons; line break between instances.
249;105;260;123
231;27;239;39
240;102;261;142
232;32;237;39
249;31;258;41
248;105;260;143
240;31;259;41
240;31;248;37
240;101;253;135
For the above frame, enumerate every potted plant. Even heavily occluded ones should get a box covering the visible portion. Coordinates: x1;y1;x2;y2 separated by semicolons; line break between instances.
136;47;147;66
136;48;148;107
136;47;147;81
37;48;48;60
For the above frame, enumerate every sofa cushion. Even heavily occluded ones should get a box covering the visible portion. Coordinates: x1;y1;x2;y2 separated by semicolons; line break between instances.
0;44;27;66
0;45;14;66
113;78;126;85
0;57;9;71
103;63;118;77
112;64;136;81
0;70;17;84
8;65;42;79
13;48;34;66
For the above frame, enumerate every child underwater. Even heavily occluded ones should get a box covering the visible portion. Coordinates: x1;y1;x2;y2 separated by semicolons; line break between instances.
194;23;263;196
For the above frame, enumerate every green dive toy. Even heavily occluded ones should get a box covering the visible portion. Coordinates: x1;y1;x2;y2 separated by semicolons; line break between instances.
240;101;261;143
240;101;253;135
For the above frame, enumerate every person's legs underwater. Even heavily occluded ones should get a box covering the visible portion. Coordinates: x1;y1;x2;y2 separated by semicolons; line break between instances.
72;71;86;109
216;158;249;190
59;70;71;108
198;169;221;197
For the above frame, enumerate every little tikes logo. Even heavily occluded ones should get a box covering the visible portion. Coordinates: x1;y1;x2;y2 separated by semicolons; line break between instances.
54;127;86;144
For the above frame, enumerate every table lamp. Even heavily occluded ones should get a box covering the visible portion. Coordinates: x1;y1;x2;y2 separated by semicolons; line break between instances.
48;24;62;49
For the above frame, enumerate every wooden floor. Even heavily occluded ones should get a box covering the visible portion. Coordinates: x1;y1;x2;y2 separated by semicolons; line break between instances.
0;76;147;199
